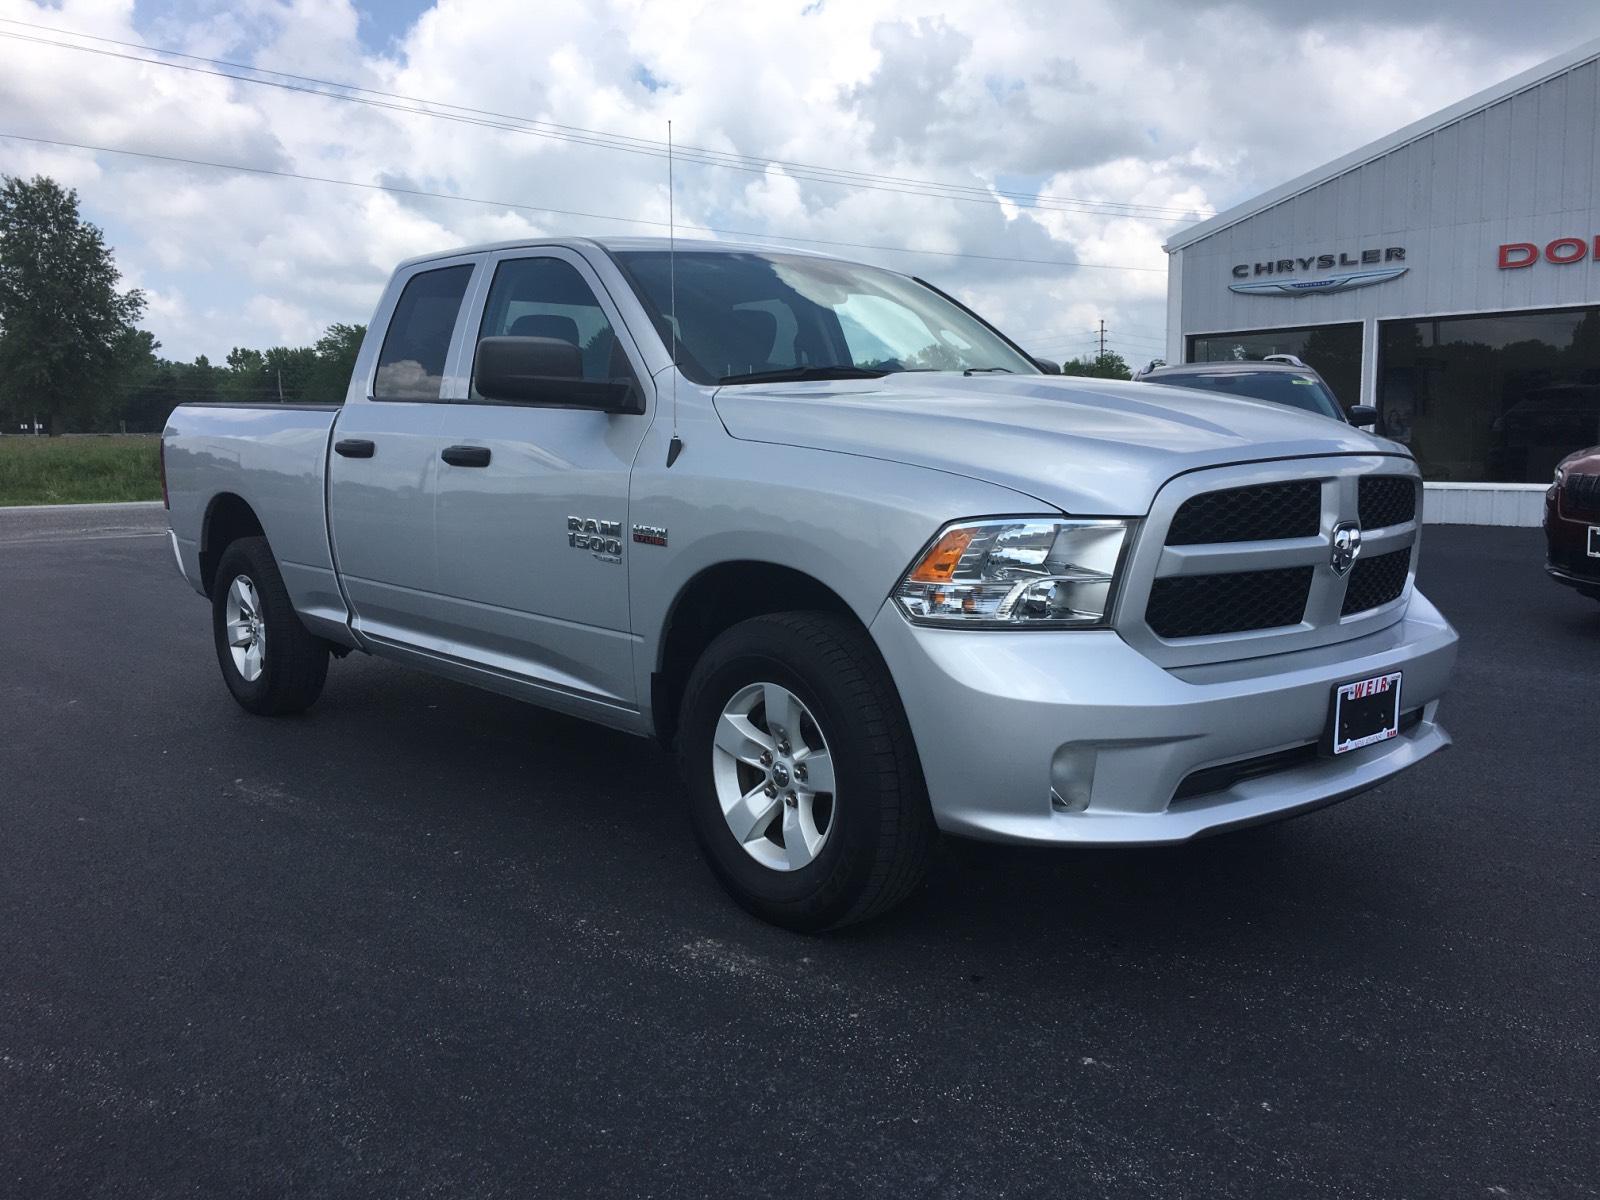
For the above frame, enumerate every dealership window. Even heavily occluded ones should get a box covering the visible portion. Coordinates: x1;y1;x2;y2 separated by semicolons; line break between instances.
1378;307;1600;483
1187;323;1362;411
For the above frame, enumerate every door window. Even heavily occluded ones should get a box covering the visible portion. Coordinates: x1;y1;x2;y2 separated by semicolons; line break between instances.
373;264;474;400
472;257;631;396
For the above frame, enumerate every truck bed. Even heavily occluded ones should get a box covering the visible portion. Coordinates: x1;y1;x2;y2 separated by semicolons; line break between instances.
163;402;351;642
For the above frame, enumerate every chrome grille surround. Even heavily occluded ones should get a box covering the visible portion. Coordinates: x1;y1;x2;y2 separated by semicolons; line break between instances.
1114;456;1423;668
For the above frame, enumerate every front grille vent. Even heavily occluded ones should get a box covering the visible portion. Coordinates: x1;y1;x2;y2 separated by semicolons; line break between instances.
1341;548;1411;615
1564;472;1600;519
1146;566;1313;639
1165;481;1321;546
1358;476;1417;528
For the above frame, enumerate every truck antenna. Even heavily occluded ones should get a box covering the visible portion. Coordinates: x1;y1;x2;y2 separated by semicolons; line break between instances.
666;118;684;468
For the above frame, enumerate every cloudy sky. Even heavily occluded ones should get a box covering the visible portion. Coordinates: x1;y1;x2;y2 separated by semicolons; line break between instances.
1;0;1597;367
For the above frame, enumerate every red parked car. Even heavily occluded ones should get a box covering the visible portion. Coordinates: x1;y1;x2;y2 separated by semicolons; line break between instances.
1546;445;1600;603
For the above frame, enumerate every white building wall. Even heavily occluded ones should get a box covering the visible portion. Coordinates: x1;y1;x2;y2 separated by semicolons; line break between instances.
1167;50;1600;525
1173;57;1600;369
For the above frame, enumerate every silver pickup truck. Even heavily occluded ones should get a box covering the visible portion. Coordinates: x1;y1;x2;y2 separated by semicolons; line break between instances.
162;236;1459;929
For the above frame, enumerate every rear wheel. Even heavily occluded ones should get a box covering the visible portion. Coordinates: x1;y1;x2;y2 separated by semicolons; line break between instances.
678;612;936;931
211;536;329;715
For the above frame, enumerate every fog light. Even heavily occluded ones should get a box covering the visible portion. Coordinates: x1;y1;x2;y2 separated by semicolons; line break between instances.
1050;745;1096;813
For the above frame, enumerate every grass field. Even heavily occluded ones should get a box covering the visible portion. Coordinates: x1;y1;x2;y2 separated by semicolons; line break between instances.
0;435;163;506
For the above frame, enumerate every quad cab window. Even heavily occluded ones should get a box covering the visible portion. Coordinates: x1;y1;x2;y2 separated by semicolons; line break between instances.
471;257;635;400
373;264;474;401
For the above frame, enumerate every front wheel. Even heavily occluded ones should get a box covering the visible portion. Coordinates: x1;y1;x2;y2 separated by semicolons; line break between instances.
677;612;936;931
211;536;329;716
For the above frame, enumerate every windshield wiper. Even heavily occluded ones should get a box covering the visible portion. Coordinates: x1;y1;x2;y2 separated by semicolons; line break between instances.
963;367;1014;376
718;365;891;385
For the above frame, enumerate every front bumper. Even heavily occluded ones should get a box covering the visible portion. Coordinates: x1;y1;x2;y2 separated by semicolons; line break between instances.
869;594;1458;846
1543;490;1600;598
1546;562;1600;599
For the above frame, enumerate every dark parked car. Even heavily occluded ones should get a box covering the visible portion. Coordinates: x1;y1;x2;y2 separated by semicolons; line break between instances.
1545;445;1600;602
1137;359;1377;427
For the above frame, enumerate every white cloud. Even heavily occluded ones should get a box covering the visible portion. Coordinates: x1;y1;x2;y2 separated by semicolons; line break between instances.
0;0;1592;363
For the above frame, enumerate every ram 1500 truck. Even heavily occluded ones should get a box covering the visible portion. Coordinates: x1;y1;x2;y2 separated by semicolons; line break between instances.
162;236;1459;930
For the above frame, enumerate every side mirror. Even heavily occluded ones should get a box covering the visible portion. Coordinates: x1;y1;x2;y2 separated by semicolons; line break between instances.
1347;404;1378;427
1030;355;1062;375
474;336;640;413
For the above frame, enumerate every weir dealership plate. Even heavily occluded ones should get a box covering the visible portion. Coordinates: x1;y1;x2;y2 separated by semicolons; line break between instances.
1329;671;1403;755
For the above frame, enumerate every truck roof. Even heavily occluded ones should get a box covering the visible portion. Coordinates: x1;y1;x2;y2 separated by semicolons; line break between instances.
394;234;843;273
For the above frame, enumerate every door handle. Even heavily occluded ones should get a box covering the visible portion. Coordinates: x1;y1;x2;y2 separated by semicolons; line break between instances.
334;438;375;459
441;445;491;468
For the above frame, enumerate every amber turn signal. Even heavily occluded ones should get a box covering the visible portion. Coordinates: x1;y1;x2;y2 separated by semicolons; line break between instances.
907;527;976;582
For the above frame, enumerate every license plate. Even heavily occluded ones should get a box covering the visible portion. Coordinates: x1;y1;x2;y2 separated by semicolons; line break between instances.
1330;671;1403;755
1588;526;1600;558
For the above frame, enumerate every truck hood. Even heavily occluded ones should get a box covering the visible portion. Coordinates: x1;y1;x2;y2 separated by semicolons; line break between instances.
713;373;1411;515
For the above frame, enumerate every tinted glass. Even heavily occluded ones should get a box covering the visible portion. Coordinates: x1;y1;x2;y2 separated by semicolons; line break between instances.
1378;306;1600;483
474;257;630;392
613;250;1035;385
1188;323;1362;410
1154;369;1343;419
374;264;473;400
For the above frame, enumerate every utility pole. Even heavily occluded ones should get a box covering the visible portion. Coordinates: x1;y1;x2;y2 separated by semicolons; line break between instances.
1098;319;1106;360
276;368;284;402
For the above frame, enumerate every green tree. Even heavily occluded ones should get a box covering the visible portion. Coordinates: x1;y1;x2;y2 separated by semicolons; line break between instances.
0;175;145;433
1061;351;1131;380
221;346;270;403
305;322;365;403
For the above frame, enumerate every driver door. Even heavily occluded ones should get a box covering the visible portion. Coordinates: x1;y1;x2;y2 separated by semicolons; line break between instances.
427;247;654;708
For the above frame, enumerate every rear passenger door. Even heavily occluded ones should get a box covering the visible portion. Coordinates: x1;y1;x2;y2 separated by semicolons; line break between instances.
428;247;653;708
327;256;478;647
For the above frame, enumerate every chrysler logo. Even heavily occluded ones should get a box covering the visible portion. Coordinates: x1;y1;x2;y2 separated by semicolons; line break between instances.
1229;266;1408;297
1330;522;1362;576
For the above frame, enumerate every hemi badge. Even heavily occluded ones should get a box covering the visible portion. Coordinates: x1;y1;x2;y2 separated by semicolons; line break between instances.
633;524;669;547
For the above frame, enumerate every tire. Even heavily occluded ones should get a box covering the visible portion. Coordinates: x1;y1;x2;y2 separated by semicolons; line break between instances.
677;611;936;931
211;536;329;716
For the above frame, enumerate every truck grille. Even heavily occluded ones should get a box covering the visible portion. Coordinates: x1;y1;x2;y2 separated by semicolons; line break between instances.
1166;481;1320;545
1341;548;1411;615
1358;476;1418;527
1563;472;1600;519
1120;458;1422;665
1147;566;1313;638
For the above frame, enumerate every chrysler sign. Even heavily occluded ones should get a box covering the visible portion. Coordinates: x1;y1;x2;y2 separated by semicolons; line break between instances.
1229;247;1408;297
1230;268;1408;297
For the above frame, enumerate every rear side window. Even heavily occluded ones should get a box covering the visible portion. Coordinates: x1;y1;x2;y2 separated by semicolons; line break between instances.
473;257;630;392
374;264;474;400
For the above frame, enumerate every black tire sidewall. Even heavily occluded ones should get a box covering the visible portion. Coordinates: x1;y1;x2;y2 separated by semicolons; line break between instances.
211;541;286;712
680;624;891;928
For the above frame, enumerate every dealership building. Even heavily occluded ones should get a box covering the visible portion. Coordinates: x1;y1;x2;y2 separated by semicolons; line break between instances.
1164;39;1600;524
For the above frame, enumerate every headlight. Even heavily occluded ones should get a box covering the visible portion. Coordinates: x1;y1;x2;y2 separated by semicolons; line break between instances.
893;518;1131;628
1554;466;1566;487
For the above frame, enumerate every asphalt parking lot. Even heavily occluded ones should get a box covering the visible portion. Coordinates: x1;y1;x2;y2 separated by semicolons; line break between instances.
2;507;1596;1199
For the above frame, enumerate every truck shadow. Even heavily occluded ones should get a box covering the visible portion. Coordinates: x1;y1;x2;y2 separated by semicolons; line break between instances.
315;652;1411;973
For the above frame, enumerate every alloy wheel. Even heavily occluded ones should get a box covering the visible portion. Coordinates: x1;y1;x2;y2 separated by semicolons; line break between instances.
224;575;266;682
710;681;837;872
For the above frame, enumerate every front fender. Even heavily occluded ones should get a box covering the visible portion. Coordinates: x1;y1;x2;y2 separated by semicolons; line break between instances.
627;432;1049;724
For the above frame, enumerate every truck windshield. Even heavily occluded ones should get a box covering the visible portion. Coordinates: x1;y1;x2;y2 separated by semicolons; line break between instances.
1153;369;1344;421
611;250;1037;386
